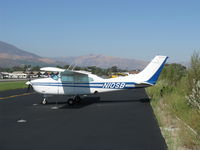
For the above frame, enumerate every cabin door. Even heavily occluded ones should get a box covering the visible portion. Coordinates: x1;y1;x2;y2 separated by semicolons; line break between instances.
59;74;75;95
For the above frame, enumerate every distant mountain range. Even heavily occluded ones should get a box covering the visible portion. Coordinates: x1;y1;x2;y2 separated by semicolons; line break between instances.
53;55;147;70
0;41;57;67
0;41;148;69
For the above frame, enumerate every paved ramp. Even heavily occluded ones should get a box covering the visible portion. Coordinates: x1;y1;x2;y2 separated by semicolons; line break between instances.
0;88;167;150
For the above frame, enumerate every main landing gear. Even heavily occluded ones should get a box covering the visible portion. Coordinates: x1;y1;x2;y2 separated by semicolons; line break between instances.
41;95;81;105
67;95;81;105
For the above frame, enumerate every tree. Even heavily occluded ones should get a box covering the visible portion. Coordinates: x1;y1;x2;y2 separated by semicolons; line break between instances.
187;51;200;90
63;65;70;69
12;66;24;72
110;66;118;73
159;63;186;86
32;66;40;71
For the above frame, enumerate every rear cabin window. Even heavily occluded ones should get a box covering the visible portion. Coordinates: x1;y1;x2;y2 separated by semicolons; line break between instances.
61;74;94;83
88;77;94;82
75;75;91;83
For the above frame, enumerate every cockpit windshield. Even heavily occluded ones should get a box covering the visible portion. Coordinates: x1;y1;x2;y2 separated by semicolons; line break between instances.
51;74;59;80
50;72;59;80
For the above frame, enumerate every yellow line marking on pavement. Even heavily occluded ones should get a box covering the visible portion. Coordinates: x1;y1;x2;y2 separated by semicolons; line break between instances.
0;93;34;100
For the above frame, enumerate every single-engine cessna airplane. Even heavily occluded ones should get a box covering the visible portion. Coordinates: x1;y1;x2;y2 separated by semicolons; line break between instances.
26;55;168;105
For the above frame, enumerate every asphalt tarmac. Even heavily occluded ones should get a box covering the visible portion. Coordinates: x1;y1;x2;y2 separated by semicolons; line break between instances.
0;88;167;150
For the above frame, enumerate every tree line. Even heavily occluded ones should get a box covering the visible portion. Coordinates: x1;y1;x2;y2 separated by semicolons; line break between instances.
0;65;127;77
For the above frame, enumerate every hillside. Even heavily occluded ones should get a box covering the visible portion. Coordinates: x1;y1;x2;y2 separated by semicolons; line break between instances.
0;41;147;69
0;41;56;67
53;54;147;70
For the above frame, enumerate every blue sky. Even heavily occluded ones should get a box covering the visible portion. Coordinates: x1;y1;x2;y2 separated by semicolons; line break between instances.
0;0;200;62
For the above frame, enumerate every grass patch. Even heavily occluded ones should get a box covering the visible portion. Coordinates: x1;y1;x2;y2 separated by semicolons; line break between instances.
147;81;200;150
0;81;27;91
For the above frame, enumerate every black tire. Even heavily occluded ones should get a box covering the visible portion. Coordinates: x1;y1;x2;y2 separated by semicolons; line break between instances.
67;98;74;105
42;98;47;105
74;95;81;103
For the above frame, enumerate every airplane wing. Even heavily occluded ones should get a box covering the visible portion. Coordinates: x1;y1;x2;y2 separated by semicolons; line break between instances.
40;67;91;76
40;67;65;72
62;70;91;76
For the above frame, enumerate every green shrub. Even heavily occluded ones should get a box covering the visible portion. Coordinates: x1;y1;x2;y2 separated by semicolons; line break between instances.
159;63;186;86
187;51;200;91
186;80;200;110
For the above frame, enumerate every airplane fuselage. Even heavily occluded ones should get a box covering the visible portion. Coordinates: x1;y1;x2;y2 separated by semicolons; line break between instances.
30;75;149;96
27;55;168;105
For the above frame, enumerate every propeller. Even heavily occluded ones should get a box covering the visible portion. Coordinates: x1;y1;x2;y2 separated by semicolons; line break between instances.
26;79;33;93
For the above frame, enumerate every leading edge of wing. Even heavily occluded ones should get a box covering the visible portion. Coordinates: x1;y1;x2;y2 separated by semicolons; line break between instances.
40;67;91;76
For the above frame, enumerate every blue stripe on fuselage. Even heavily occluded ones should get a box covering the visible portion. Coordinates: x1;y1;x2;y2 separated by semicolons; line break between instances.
146;57;168;85
32;82;136;89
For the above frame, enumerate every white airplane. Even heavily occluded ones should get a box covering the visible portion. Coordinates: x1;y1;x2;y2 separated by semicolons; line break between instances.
26;55;168;105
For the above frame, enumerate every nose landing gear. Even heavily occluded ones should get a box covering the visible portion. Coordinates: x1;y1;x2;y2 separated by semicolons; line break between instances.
42;98;48;105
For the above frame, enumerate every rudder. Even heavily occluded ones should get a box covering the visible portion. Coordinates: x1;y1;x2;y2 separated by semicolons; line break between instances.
135;55;168;85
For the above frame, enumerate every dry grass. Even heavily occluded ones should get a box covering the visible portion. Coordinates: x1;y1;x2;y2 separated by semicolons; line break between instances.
149;95;200;150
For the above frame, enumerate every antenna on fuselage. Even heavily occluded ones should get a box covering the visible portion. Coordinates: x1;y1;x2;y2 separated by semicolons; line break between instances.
72;64;77;70
67;63;74;70
67;63;77;70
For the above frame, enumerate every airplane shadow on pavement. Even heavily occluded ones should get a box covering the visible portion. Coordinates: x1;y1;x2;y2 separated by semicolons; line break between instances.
60;97;150;109
43;89;150;109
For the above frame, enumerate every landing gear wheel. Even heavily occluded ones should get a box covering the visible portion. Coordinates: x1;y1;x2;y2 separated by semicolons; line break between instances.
67;98;74;105
74;95;81;103
42;98;47;105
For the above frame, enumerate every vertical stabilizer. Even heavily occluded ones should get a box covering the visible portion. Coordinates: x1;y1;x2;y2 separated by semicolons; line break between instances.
135;55;168;84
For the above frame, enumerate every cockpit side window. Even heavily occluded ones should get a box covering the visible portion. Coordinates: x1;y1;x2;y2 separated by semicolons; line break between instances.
61;75;74;82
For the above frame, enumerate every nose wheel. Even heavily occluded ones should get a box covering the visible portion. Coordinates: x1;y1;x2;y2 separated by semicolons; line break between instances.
42;98;48;105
